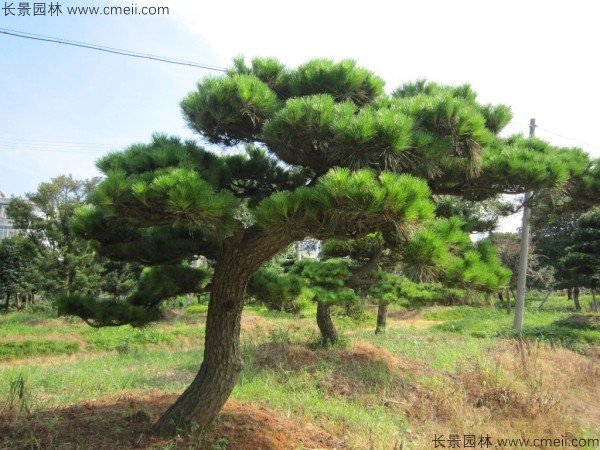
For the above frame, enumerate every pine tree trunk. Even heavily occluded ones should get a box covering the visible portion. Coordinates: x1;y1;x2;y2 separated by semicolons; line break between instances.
153;227;290;436
375;301;388;334
506;287;511;314
573;286;581;311
567;287;572;300
316;301;338;345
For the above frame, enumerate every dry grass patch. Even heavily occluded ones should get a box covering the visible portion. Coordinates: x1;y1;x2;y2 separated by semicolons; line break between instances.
403;339;600;448
0;393;336;450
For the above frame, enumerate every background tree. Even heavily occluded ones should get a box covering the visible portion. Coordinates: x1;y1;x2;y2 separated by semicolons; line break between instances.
292;258;358;344
562;207;600;311
434;195;517;234
7;175;103;299
100;261;143;302
323;217;510;334
247;264;306;313
529;194;593;309
0;236;36;310
57;58;598;435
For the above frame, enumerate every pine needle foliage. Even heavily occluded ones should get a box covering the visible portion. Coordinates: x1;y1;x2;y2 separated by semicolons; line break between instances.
292;258;358;306
246;267;306;313
61;57;597;327
56;56;599;434
563;208;600;285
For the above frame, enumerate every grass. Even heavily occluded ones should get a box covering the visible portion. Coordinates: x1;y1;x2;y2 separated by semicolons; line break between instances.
0;301;598;449
422;300;600;352
0;340;79;361
0;349;201;410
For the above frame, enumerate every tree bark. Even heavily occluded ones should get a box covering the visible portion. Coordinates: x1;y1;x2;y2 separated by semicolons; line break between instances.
573;286;581;311
153;227;290;435
316;301;338;345
567;287;572;300
506;287;511;314
375;301;388;334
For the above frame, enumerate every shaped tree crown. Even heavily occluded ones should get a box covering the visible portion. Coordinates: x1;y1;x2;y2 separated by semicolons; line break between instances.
59;57;598;326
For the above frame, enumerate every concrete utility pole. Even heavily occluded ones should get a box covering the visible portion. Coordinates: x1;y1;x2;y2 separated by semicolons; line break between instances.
295;241;302;260
513;118;536;332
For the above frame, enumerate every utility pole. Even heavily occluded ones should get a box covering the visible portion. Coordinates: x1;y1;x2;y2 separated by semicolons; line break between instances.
295;241;302;260
513;118;536;332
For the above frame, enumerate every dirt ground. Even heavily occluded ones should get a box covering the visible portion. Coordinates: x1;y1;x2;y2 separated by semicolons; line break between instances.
0;393;338;450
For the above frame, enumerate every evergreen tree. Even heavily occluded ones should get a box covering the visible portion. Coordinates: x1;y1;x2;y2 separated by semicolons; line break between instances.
58;58;598;434
563;207;600;311
246;265;306;313
100;261;143;302
322;217;510;334
0;236;36;310
7;175;104;299
293;258;358;344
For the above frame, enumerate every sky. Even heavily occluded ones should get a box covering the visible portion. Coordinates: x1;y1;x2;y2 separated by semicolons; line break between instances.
1;0;599;231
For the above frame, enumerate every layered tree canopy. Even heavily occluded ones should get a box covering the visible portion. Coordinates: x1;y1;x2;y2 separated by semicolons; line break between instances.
60;57;598;325
55;57;600;435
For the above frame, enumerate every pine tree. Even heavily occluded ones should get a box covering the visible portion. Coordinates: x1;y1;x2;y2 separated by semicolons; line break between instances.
563;207;600;311
322;217;511;335
58;58;598;434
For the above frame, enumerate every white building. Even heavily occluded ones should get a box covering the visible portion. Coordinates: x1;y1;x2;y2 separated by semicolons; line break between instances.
0;191;18;240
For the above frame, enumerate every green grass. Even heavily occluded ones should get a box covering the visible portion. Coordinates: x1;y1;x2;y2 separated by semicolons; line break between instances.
0;300;598;449
0;310;57;325
0;311;73;338
234;372;405;446
235;342;407;447
245;304;315;320
82;326;178;351
0;340;79;361
183;304;209;315
527;293;596;312
423;304;600;350
422;305;500;322
353;326;498;374
0;349;202;408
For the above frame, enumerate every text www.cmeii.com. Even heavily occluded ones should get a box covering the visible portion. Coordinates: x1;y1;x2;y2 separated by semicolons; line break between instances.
2;3;169;17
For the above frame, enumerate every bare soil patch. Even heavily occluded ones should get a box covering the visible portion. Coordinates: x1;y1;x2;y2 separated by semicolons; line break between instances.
0;393;336;450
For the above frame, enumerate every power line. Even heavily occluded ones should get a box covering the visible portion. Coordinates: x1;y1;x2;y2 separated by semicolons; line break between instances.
0;138;116;147
535;127;600;151
0;27;227;71
510;120;600;151
0;147;110;155
2;147;105;154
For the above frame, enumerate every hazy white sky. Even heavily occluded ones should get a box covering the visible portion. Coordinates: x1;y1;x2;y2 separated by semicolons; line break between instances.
1;0;599;220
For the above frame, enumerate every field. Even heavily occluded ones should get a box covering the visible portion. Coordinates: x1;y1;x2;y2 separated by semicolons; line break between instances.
1;296;599;449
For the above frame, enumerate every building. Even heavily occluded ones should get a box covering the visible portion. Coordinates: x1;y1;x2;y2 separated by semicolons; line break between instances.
0;191;18;240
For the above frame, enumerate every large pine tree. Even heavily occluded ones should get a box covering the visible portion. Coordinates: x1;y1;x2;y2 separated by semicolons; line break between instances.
59;58;598;434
